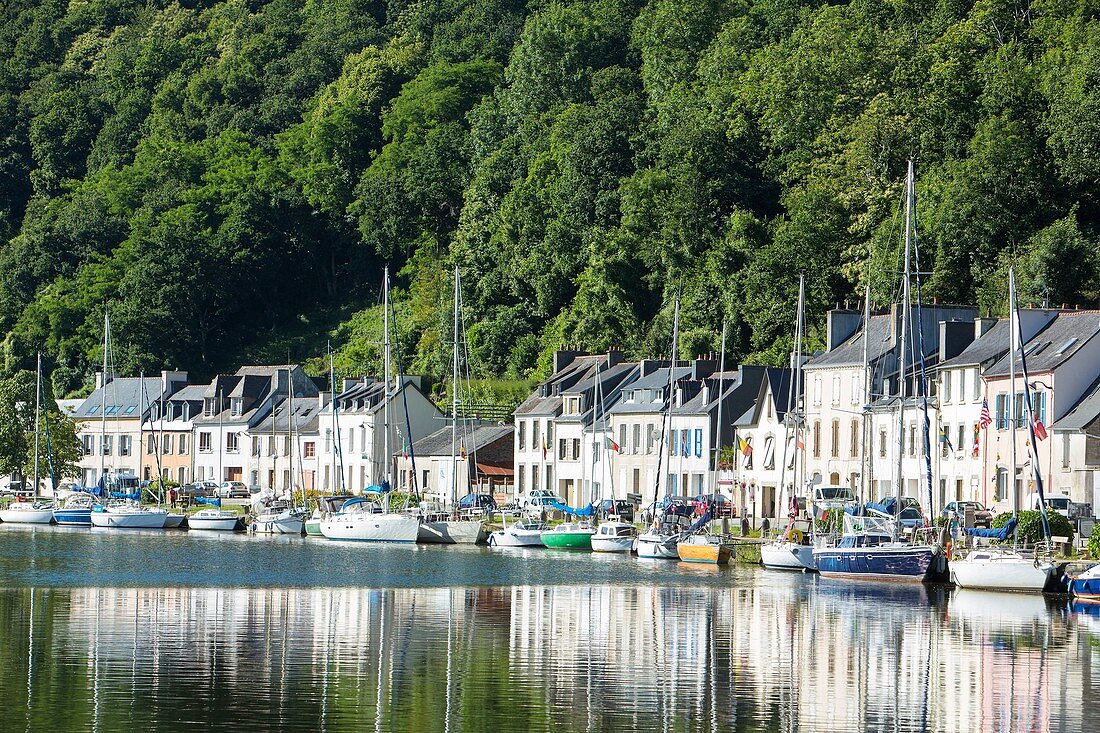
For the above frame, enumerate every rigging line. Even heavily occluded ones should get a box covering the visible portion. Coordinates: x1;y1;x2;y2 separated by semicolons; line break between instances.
388;295;421;502
650;290;679;507
908;160;936;519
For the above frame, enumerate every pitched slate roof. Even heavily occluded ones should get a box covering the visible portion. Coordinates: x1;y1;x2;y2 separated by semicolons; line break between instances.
984;311;1100;377
608;366;691;415
1052;374;1100;431
805;314;893;369
411;422;512;457
938;320;1008;369
513;354;622;416
252;396;323;435
74;377;166;419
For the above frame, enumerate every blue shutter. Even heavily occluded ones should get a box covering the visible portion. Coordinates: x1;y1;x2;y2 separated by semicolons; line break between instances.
694;429;702;457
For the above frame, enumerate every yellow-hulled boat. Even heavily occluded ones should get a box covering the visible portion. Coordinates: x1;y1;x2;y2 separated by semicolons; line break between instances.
676;534;732;564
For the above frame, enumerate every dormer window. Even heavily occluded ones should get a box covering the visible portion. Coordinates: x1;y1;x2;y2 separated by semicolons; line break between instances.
564;396;581;415
231;397;243;417
203;398;215;417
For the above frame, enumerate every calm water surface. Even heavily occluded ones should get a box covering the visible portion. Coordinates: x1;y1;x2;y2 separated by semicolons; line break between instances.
0;525;1097;732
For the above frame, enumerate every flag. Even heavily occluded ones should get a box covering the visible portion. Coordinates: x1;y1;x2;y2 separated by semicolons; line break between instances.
542;437;547;460
605;436;620;453
739;438;753;456
938;427;953;451
979;398;992;429
460;443;467;459
1033;419;1048;441
971;423;980;457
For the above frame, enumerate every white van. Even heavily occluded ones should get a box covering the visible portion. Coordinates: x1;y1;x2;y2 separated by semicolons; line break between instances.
1026;492;1072;517
810;485;858;517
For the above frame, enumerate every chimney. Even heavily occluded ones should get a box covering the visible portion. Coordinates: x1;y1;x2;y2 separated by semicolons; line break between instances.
827;308;863;351
606;348;624;368
341;376;361;392
553;349;587;374
95;371;106;389
640;359;665;378
974;317;997;339
161;370;188;397
692;357;718;381
939;321;974;363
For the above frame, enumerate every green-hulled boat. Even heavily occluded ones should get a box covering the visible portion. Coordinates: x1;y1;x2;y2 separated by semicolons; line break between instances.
540;522;595;549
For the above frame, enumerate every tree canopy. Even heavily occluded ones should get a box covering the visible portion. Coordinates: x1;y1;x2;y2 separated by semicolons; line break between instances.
0;0;1097;394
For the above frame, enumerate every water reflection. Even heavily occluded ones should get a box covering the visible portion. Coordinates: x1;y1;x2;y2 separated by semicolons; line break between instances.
0;581;1097;732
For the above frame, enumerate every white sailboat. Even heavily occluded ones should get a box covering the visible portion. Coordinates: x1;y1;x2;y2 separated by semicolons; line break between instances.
90;502;168;529
187;507;242;531
637;294;687;559
761;277;815;571
488;517;548;547
418;266;486;544
1;353;56;524
320;492;420;542
951;268;1056;592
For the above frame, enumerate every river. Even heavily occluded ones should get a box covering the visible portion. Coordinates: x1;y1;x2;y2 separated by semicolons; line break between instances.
0;525;1096;732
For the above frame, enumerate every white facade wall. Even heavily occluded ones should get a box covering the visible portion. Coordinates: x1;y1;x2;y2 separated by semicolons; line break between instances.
514;415;557;499
75;419;143;486
803;365;868;491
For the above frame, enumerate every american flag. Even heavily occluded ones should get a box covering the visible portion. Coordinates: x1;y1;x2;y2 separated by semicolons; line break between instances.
979;397;992;429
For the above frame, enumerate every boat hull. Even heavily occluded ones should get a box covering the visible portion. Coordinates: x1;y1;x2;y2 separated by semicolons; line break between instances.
951;555;1056;592
761;542;816;571
678;541;732;565
636;532;680;559
813;544;943;583
162;513;186;529
541;530;594;550
304;518;323;536
591;536;635;553
417;520;486;545
53;508;92;526
0;508;56;524
90;510;168;529
252;516;306;535
488;530;544;547
320;514;420;542
1068;569;1100;602
188;516;241;531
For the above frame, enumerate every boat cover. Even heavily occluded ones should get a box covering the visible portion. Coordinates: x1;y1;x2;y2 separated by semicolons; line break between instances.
110;490;141;501
686;509;713;533
966;516;1016;540
866;498;897;516
195;496;222;508
547;500;596;517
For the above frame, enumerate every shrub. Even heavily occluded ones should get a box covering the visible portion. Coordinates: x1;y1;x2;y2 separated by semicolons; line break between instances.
990;510;1074;546
1088;522;1100;560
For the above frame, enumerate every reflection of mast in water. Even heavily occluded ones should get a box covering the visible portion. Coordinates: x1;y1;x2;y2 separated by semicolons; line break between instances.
445;588;453;733
375;590;385;733
25;589;34;733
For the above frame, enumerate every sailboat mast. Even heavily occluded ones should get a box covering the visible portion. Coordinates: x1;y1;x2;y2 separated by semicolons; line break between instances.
895;162;913;505
329;346;339;493
651;293;680;508
288;368;296;508
590;360;599;506
139;371;145;499
100;311;109;487
860;286;871;507
669;296;681;495
32;352;41;498
776;280;802;522
1008;269;1020;542
712;321;726;499
383;266;392;488
451;266;461;511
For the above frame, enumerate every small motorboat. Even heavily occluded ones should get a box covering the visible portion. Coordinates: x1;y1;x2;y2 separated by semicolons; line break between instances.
188;508;241;531
0;500;56;524
488;519;547;547
540;522;595;550
591;518;637;553
54;493;96;526
677;534;732;565
951;547;1057;592
1067;563;1100;602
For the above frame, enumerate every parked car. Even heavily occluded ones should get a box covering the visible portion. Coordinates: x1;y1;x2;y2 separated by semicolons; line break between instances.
942;501;993;527
523;489;565;516
178;482;217;501
809;484;859;517
219;481;249;498
457;493;497;515
692;494;736;518
872;496;926;529
598;499;635;522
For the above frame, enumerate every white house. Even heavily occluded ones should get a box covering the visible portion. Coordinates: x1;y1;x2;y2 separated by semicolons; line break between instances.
733;368;799;521
394;421;514;506
316;376;441;494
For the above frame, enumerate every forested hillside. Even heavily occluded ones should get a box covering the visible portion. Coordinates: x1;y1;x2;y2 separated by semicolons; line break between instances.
1;0;1098;395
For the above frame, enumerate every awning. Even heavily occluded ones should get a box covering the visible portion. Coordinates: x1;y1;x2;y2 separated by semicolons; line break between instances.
476;462;513;477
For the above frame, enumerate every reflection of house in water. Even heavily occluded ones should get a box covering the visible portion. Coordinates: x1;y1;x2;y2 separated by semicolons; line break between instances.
28;583;1094;733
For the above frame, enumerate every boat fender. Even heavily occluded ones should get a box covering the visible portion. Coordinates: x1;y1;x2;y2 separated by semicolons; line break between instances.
785;528;803;544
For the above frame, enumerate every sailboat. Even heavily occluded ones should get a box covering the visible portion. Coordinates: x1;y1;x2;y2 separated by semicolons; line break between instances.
589;360;636;553
252;369;309;534
418;266;486;544
306;348;350;536
2;353;57;524
488;514;549;547
760;283;815;571
813;160;945;582
951;268;1057;591
321;268;420;543
637;294;691;558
